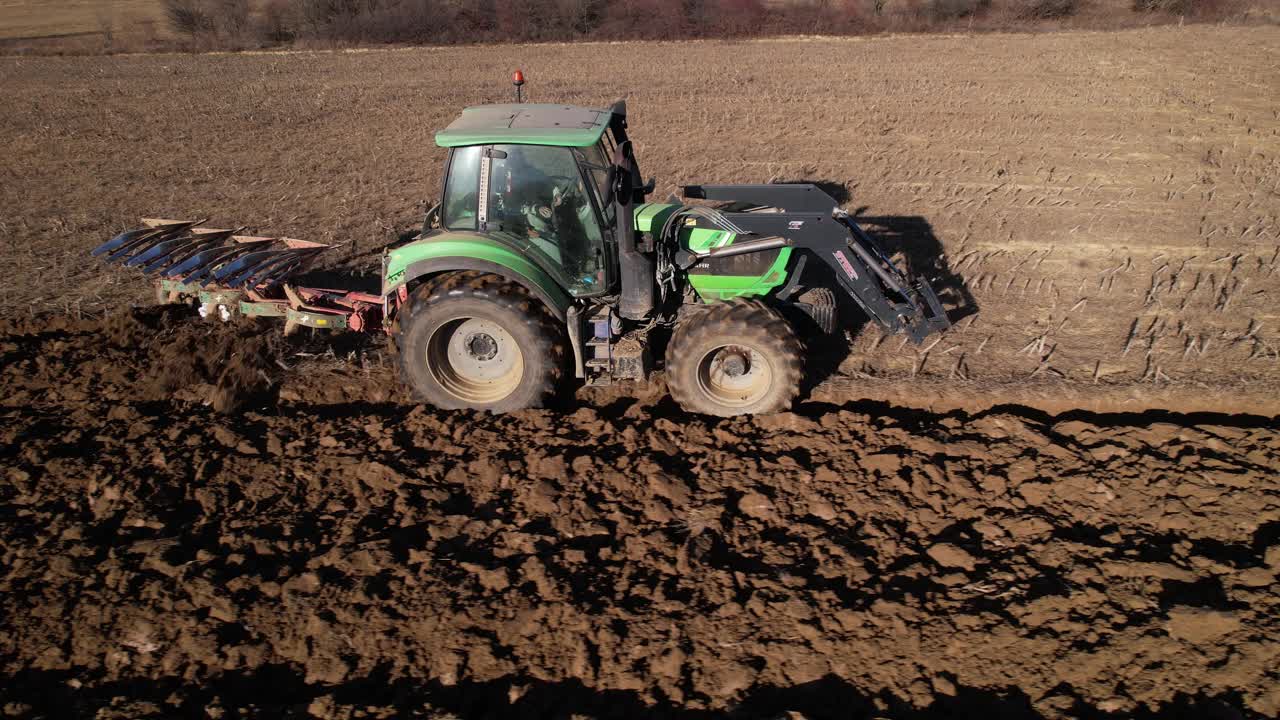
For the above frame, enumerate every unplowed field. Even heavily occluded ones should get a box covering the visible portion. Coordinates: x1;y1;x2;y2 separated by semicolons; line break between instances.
1;25;1279;719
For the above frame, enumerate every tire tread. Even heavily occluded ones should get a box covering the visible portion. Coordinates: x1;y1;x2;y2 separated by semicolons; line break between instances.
666;298;803;416
397;271;565;411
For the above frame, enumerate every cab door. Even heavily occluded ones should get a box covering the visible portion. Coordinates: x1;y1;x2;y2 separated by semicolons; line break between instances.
574;140;619;295
485;144;611;297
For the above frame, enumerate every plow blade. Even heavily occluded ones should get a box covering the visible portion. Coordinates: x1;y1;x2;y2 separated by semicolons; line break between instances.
125;228;236;269
210;246;327;288
93;218;328;290
92;220;199;259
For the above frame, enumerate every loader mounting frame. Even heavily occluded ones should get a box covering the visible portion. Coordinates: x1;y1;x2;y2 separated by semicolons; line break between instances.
678;185;951;343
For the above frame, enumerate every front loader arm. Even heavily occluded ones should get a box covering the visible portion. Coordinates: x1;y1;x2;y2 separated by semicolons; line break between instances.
677;184;951;343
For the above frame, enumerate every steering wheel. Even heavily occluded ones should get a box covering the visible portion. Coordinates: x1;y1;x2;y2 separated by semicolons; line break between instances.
537;175;579;214
547;175;577;194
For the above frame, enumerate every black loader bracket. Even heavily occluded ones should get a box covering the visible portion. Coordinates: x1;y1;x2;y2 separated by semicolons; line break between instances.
679;184;952;343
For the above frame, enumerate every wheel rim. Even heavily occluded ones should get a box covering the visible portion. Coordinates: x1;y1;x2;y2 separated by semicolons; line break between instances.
426;317;524;404
694;344;773;409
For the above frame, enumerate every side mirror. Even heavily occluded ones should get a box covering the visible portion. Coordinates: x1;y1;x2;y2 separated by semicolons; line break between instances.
641;176;656;196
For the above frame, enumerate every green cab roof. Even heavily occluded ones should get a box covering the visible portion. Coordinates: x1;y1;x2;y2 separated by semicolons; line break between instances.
435;103;611;148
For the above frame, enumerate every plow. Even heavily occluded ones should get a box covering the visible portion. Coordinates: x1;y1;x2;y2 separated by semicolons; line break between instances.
95;218;382;333
94;73;952;416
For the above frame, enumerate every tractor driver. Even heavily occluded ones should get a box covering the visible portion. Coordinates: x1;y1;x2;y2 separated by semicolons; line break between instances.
491;146;597;288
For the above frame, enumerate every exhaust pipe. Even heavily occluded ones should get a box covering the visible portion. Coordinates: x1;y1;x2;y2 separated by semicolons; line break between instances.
609;138;655;320
615;193;654;320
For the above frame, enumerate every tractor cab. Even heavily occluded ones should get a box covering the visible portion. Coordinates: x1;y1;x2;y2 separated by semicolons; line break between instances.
431;103;634;297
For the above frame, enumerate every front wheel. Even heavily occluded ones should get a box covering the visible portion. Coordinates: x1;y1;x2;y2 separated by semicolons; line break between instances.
665;299;803;416
398;273;565;412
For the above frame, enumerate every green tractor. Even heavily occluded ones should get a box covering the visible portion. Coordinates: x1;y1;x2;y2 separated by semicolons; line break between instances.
94;84;950;416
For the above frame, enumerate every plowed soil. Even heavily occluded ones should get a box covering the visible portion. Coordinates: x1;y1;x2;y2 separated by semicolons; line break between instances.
1;24;1279;720
2;308;1278;718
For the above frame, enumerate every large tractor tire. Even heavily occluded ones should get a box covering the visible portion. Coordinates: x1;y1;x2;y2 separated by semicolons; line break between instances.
665;299;803;416
398;272;565;412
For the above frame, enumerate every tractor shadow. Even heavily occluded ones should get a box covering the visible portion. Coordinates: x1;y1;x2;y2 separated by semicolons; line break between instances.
856;213;978;324
775;180;979;394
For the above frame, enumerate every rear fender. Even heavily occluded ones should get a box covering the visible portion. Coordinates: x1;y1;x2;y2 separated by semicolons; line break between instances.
383;236;571;319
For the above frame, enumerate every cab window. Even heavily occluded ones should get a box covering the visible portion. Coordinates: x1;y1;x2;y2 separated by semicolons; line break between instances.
488;144;606;295
442;146;482;230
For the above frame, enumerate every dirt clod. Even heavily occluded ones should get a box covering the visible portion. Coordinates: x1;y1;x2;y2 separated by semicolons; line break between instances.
926;543;978;571
1165;608;1243;644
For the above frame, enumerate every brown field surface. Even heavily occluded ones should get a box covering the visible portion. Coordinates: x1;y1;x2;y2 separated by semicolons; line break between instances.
2;25;1279;719
0;0;162;40
3;24;1279;413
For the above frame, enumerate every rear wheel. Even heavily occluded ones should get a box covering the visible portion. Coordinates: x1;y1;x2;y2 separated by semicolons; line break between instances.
398;273;564;412
665;299;803;416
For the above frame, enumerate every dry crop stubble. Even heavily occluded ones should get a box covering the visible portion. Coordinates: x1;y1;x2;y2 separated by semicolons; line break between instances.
1;26;1278;413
